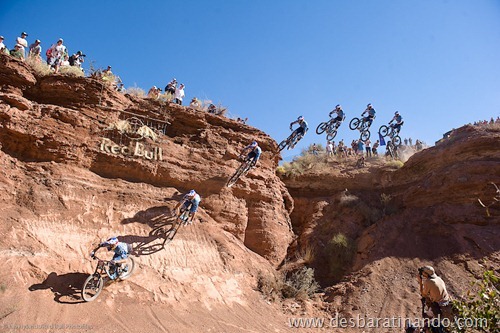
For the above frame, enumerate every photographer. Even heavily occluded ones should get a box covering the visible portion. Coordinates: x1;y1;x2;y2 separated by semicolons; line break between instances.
417;266;452;322
68;50;85;69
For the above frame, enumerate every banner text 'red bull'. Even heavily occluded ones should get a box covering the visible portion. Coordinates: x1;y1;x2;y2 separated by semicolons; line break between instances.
100;138;163;161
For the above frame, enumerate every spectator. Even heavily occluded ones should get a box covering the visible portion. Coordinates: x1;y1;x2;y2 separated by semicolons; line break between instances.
147;86;161;99
207;104;217;114
338;139;347;159
28;39;42;62
101;66;116;86
174;83;185;105
16;32;28;59
48;38;67;73
68;51;85;69
164;78;177;95
372;140;379;156
331;140;337;155
408;137;412;146
312;143;319;156
189;97;201;110
60;54;70;66
243;117;248;124
326;141;333;158
10;44;24;60
357;139;365;155
0;35;6;54
404;138;408;146
365;139;372;157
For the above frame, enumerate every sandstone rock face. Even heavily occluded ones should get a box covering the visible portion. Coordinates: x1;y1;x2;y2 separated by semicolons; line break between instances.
0;57;297;331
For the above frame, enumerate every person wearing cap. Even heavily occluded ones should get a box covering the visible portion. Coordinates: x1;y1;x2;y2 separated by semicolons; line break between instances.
147;86;161;99
174;83;185;105
0;35;7;55
10;44;24;60
173;190;201;223
28;39;42;61
164;78;177;96
16;32;28;59
417;265;452;321
48;38;67;73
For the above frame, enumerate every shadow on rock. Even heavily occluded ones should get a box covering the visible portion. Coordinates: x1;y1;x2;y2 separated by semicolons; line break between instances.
29;272;88;304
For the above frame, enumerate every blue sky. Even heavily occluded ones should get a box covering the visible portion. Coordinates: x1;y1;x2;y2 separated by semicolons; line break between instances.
2;0;499;160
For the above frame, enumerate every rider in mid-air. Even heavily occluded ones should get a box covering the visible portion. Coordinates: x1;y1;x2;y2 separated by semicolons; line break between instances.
173;190;201;223
289;116;308;149
90;237;130;280
329;104;345;128
361;103;376;128
389;111;403;134
240;141;261;168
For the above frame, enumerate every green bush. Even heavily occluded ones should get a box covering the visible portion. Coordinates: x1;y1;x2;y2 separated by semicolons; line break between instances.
326;233;355;279
452;270;499;333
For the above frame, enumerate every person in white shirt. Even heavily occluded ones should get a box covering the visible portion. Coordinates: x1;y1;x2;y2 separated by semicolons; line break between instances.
174;83;185;105
16;32;28;59
0;35;7;55
49;38;67;73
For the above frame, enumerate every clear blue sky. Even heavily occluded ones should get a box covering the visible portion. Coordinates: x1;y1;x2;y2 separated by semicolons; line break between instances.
2;0;499;160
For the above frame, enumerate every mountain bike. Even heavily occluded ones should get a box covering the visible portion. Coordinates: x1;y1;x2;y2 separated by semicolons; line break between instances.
386;141;399;160
226;157;254;187
316;115;345;141
278;129;304;152
81;252;135;302
349;116;373;141
378;122;403;146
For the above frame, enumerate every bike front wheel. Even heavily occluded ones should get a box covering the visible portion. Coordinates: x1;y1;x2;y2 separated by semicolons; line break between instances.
81;274;104;302
379;125;390;137
316;122;328;135
349;118;361;130
278;139;288;152
393;136;402;146
226;160;251;187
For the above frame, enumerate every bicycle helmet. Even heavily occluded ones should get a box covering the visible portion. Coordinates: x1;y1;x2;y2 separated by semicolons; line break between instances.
336;104;341;109
106;237;119;245
367;103;372;108
250;141;258;147
297;116;304;121
187;190;196;197
395;111;399;115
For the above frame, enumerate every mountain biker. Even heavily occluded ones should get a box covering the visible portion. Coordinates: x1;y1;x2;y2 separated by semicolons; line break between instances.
90;237;130;280
328;104;345;127
361;103;376;128
289;116;308;149
417;266;453;324
240;141;261;168
173;190;201;223
389;111;404;134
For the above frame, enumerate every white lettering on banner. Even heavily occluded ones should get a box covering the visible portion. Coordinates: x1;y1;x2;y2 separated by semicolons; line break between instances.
99;138;163;161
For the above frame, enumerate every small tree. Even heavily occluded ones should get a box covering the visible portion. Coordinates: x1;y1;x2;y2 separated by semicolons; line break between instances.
452;270;499;333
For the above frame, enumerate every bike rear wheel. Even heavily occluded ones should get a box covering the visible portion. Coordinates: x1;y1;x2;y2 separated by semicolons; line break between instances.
360;130;371;141
326;130;338;141
316;122;328;135
349;118;361;130
81;274;104;302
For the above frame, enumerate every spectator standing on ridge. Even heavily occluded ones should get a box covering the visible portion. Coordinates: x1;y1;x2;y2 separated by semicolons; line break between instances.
0;36;6;54
174;83;185;105
372;140;379;156
147;86;161;99
16;32;28;59
49;38;67;73
312;143;319;156
164;78;177;101
28;39;42;61
68;51;85;69
357;139;365;155
404;138;408;146
365;139;372;157
326;141;333;158
408;137;412;146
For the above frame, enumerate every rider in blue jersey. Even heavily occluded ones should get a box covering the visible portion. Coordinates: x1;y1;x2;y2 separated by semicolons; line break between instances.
389;111;404;133
329;104;345;127
289;116;308;149
361;103;376;127
240;141;261;168
174;190;201;223
90;237;130;279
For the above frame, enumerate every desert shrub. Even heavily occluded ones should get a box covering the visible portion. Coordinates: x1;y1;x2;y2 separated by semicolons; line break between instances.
326;233;355;279
276;165;287;176
452;270;499;333
59;65;84;77
385;160;404;169
257;267;320;302
125;87;146;98
26;57;52;76
339;192;359;206
282;267;320;301
296;244;316;264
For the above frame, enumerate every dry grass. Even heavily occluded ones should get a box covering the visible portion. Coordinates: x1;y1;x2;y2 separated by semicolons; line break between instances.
326;233;355;279
26;57;52;76
125;87;146;98
59;65;85;77
385;160;404;169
